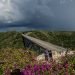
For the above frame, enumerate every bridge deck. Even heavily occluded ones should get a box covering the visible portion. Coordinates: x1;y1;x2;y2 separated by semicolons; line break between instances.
22;34;66;52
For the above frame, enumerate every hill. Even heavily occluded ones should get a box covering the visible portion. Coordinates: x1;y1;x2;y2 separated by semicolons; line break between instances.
29;31;75;50
0;31;75;74
0;31;75;49
0;31;24;49
0;31;75;50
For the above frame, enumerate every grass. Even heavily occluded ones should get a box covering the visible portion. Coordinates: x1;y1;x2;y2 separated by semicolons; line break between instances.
29;31;75;50
0;31;75;74
0;31;39;73
2;54;75;75
0;31;75;49
0;31;24;49
0;48;38;71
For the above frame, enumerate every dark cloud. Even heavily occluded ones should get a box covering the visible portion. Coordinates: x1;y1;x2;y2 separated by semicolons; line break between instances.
0;0;75;31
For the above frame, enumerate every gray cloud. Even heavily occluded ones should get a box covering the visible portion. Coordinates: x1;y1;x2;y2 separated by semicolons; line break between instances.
0;0;55;23
0;0;75;30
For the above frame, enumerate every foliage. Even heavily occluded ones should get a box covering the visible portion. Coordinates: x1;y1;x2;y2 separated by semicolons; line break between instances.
0;67;3;75
0;31;75;49
3;55;75;75
0;31;75;75
29;31;75;50
0;48;38;71
0;31;24;49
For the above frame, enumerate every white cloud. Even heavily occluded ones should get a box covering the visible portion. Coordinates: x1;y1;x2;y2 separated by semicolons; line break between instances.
0;0;55;23
0;0;24;23
0;0;74;24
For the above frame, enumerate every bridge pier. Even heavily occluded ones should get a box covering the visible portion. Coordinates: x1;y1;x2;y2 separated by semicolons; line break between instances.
22;37;44;53
22;36;53;61
22;37;33;50
22;34;66;61
22;36;26;48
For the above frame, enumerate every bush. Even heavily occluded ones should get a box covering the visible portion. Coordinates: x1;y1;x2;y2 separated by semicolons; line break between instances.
0;67;3;75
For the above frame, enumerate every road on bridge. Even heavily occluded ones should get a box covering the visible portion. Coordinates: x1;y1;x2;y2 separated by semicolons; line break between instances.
22;34;67;52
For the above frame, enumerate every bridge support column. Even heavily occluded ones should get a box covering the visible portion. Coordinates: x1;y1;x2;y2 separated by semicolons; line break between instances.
22;36;26;48
22;37;33;50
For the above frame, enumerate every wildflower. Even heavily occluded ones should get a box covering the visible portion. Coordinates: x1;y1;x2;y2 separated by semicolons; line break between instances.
4;67;11;75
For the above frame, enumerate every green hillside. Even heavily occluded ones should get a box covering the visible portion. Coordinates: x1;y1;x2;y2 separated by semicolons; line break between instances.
29;31;75;50
0;31;24;49
0;31;37;72
0;31;75;50
0;31;75;74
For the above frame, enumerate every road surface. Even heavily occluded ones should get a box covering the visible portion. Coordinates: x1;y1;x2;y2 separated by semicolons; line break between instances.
22;34;67;52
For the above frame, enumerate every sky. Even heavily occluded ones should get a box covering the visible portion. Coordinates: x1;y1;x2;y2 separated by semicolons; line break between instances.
0;0;75;31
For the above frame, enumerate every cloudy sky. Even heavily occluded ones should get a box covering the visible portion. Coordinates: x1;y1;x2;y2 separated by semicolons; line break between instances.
0;0;75;31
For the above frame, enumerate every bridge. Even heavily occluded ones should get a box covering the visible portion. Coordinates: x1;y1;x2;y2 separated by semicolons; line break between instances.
22;34;67;61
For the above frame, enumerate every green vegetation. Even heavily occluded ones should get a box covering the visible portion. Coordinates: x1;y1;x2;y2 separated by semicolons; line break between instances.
0;31;39;73
0;31;75;49
0;31;75;74
0;31;24;49
0;48;38;71
0;67;3;75
29;31;75;50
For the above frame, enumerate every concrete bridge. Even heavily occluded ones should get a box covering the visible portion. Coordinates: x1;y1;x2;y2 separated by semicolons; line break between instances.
22;34;67;61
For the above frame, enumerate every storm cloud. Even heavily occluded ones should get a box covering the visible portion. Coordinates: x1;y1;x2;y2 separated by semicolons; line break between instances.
0;0;75;31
